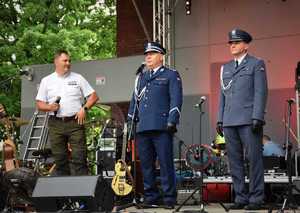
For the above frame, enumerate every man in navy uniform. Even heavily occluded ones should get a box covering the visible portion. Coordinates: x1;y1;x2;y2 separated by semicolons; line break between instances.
128;41;183;209
216;29;268;210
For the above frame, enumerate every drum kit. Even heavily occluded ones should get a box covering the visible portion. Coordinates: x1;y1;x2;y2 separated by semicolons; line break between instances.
0;103;122;211
0;115;38;212
184;134;229;177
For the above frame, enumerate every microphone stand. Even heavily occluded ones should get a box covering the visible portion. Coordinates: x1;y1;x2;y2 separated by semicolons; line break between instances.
269;99;300;213
175;99;228;213
174;100;208;213
179;139;184;177
113;75;142;212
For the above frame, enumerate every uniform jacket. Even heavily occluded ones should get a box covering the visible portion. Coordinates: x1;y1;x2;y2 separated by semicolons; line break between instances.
217;54;268;127
128;66;183;133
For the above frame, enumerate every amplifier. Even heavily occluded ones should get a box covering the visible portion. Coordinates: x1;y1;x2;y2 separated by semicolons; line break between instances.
177;177;231;204
96;150;115;177
263;156;286;172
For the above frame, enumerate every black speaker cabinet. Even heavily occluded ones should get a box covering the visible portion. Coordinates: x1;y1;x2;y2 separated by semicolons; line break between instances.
32;175;113;212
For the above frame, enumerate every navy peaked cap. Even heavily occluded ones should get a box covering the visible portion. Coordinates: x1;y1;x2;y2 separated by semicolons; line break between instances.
228;28;252;43
144;41;166;55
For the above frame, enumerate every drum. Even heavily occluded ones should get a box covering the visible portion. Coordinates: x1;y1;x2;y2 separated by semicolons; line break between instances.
203;183;231;202
206;149;230;177
3;167;38;208
184;144;213;171
0;170;7;211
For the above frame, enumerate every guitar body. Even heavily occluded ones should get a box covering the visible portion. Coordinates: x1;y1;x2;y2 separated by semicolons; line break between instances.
111;160;133;196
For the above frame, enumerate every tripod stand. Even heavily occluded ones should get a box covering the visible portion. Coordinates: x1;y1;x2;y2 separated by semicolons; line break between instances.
269;99;300;213
174;98;208;213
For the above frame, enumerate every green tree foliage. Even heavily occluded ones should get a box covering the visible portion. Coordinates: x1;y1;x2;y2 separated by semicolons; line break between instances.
0;0;116;116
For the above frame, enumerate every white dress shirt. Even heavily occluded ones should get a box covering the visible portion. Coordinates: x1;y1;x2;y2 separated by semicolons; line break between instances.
235;53;247;66
36;71;95;117
151;65;162;75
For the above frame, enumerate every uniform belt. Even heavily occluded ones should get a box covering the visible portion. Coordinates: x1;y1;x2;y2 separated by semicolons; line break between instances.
49;115;76;122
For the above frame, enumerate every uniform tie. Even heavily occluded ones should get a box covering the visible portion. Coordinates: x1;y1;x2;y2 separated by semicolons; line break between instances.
235;60;239;69
150;69;154;77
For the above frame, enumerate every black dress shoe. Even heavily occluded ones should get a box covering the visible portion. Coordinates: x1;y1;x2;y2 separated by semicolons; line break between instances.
229;202;247;209
140;200;160;209
163;204;175;209
140;203;159;208
244;203;262;210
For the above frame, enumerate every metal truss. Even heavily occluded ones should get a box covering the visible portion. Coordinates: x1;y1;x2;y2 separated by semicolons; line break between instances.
153;0;178;67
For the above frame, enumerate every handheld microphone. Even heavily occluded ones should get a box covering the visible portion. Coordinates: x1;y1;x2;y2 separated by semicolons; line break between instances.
194;96;207;108
54;96;61;116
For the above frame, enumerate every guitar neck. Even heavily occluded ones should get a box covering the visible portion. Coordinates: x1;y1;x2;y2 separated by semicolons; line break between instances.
120;124;127;161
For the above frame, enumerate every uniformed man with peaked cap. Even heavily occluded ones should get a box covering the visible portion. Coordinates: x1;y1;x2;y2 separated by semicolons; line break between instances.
128;41;183;209
217;28;268;210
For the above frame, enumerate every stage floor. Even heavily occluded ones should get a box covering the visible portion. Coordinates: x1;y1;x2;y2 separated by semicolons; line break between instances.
119;203;300;213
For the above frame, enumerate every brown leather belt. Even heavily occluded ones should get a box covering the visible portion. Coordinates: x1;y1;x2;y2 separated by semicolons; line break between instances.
49;115;76;122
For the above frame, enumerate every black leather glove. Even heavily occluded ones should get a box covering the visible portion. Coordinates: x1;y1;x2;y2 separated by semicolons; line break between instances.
127;120;134;140
252;119;264;134
167;122;177;134
216;122;224;137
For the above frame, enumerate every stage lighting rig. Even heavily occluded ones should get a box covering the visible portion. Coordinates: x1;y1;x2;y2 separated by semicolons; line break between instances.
185;0;191;15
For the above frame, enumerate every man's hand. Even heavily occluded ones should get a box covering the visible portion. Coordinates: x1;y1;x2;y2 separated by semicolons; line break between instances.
49;103;60;112
216;122;224;137
167;122;177;134
252;119;263;134
75;107;86;125
127;120;135;140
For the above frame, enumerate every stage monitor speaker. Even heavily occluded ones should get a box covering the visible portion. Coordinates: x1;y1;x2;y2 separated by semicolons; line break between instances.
32;175;113;212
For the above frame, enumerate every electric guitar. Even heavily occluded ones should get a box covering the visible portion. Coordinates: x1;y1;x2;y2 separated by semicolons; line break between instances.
111;124;133;196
